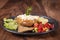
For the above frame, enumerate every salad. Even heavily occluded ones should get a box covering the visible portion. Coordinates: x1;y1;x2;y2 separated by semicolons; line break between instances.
4;18;18;30
3;7;54;33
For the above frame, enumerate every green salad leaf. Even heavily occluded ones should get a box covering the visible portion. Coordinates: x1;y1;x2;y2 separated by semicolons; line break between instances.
3;18;18;30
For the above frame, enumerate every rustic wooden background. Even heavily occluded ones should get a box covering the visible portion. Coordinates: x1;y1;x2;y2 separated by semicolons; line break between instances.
0;0;60;40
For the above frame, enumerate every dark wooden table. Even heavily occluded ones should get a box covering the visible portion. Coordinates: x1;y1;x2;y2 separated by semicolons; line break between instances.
0;0;60;40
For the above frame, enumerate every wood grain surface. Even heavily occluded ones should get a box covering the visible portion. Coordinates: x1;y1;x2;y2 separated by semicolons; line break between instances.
0;0;60;40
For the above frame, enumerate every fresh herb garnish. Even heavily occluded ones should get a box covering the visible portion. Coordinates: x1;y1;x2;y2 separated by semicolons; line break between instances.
25;7;32;16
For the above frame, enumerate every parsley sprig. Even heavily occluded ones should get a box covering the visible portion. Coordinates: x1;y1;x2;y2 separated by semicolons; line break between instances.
25;7;32;16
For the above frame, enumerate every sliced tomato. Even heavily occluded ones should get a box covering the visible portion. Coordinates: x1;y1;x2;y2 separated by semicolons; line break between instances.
38;23;43;32
44;23;50;29
44;23;54;29
34;23;39;27
48;23;54;29
38;27;43;32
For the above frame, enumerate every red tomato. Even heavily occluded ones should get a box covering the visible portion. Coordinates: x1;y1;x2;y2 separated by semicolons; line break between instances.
44;23;54;29
34;23;39;27
44;23;50;29
39;22;43;27
38;23;43;32
38;27;43;32
33;22;54;33
38;29;41;32
48;23;54;28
